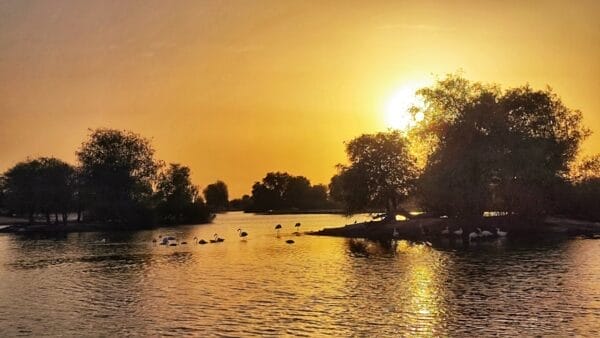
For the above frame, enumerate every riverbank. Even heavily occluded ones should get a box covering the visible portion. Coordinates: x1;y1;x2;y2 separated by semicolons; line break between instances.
0;218;214;233
309;215;600;241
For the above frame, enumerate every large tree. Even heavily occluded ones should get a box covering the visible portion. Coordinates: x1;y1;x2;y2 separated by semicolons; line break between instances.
203;181;229;211
413;74;589;218
76;128;160;223
156;163;211;224
249;172;331;211
2;157;75;224
330;131;418;216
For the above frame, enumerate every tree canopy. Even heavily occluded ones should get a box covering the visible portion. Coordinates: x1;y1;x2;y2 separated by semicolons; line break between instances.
330;131;418;216
155;163;210;224
2;157;75;223
248;172;332;212
203;181;229;211
76;128;161;223
413;74;589;217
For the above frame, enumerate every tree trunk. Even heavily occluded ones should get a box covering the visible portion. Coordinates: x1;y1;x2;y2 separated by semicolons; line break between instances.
62;212;68;225
54;213;59;224
77;210;81;223
45;213;50;224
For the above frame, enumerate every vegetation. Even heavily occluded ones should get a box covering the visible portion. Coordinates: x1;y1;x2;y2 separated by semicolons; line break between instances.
203;181;229;211
229;194;252;211
558;155;600;221
246;172;335;212
329;131;418;216
1;157;76;224
412;75;588;219
0;128;214;228
156;164;211;224
76;128;161;225
326;74;597;225
1;75;598;230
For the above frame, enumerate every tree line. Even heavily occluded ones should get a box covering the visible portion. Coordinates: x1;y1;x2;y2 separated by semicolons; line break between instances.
1;75;598;224
0;129;229;226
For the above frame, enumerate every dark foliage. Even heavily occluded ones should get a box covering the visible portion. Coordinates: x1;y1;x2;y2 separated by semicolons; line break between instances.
203;181;229;211
330;131;418;216
247;172;333;212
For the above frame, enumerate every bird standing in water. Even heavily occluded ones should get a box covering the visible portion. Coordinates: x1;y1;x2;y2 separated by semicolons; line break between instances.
238;228;248;240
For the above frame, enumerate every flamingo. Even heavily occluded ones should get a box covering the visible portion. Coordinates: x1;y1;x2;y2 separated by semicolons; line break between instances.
194;237;208;245
238;228;248;240
496;228;508;237
468;231;479;242
453;228;463;236
441;226;450;235
478;228;494;237
275;224;282;237
210;234;224;243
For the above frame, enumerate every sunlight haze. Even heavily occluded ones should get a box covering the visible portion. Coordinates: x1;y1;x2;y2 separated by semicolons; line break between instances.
1;0;598;197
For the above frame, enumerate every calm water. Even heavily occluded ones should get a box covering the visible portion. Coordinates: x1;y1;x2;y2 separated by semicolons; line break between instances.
0;212;599;336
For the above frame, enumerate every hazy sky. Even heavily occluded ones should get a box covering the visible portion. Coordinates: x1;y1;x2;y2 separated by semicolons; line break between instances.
1;0;599;197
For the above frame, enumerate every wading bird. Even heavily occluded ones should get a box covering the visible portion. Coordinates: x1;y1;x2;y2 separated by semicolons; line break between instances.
238;228;248;240
453;228;463;236
275;224;282;237
496;228;508;237
478;228;494;237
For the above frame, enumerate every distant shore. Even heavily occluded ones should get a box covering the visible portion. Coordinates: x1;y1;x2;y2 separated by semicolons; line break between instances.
0;218;213;234
309;215;600;242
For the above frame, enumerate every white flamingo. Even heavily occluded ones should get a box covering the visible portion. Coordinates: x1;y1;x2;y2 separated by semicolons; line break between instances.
478;227;494;237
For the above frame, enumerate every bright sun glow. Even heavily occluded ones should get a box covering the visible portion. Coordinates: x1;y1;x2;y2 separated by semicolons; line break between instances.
385;84;426;131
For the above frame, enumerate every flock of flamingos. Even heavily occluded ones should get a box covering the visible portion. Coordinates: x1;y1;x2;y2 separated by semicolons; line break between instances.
150;222;302;246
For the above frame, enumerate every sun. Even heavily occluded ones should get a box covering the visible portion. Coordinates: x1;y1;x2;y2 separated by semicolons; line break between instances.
384;85;426;131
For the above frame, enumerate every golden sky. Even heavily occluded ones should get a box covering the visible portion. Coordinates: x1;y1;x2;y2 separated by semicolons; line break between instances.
0;0;598;197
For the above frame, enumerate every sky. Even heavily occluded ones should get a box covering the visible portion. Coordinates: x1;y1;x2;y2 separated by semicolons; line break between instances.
0;0;599;198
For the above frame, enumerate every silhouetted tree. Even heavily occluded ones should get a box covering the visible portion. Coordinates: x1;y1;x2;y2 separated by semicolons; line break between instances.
76;128;160;224
249;172;331;211
155;163;211;224
413;74;589;218
229;194;252;211
330;131;418;216
2;157;75;224
558;154;600;221
203;181;229;211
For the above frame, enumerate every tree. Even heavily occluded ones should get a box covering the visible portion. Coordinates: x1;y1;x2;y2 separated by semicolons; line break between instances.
203;181;229;211
229;194;252;211
76;128;160;223
330;131;418;216
413;74;589;218
155;163;211;224
248;172;332;211
2;157;75;224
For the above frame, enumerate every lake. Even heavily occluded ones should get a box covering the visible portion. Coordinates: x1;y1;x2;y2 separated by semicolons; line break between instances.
0;212;598;336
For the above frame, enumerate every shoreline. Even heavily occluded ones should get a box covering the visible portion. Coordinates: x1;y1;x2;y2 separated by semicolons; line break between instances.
309;216;600;242
0;220;213;234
